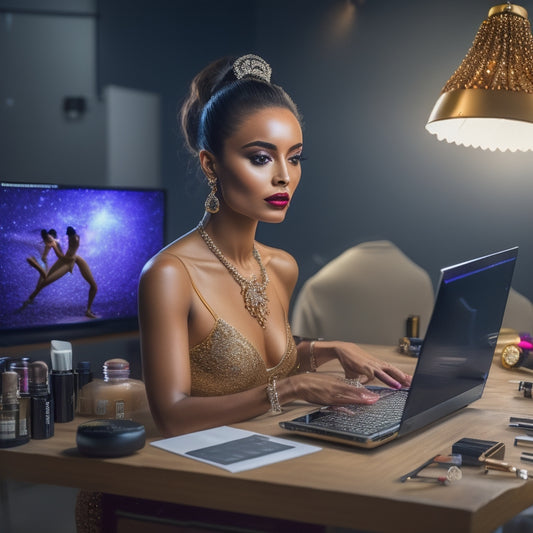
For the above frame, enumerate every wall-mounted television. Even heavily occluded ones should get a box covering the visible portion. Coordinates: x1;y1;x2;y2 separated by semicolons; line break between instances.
0;181;166;346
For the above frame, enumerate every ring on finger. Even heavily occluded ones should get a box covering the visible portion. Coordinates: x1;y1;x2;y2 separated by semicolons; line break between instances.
342;378;362;388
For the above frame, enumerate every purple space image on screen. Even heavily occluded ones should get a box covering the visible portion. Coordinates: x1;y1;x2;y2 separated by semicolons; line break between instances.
0;185;165;330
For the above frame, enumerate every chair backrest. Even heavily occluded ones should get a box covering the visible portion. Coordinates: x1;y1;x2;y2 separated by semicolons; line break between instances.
501;287;533;334
291;240;435;345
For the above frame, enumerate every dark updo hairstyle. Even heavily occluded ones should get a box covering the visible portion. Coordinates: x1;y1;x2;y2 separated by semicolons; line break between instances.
180;55;301;158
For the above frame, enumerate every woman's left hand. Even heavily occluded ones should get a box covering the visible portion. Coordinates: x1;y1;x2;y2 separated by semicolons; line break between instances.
330;341;412;389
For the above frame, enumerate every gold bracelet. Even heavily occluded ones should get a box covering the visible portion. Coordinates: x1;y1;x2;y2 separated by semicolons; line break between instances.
266;378;282;415
309;340;318;372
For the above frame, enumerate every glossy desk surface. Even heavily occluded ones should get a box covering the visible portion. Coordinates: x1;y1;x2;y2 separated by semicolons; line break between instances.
2;345;533;533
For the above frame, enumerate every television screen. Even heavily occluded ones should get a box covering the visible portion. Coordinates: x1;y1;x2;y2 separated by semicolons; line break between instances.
0;181;165;346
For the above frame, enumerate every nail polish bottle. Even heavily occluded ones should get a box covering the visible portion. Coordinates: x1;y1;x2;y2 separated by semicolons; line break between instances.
0;371;29;448
30;361;54;439
50;340;75;423
9;357;31;439
78;358;149;422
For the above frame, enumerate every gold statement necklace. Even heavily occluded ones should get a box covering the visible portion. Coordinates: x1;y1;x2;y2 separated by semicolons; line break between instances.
197;224;269;328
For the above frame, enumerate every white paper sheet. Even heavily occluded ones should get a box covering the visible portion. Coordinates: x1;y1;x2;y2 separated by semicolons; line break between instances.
151;426;321;473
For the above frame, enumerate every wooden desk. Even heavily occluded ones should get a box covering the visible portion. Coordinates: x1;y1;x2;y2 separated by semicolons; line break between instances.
2;346;533;533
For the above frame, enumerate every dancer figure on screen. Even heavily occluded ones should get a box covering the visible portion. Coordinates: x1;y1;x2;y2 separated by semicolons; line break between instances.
25;228;64;303
27;228;63;273
25;226;98;318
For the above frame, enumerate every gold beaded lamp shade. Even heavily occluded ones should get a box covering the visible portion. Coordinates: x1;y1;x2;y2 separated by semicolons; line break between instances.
426;3;533;152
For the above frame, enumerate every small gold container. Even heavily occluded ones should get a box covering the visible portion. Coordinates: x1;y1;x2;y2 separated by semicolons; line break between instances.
495;328;521;359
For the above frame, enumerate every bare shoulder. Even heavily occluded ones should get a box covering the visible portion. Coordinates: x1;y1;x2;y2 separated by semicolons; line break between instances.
256;242;299;292
139;231;200;295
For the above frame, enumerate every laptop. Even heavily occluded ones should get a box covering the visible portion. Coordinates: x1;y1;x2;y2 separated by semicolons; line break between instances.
280;247;518;448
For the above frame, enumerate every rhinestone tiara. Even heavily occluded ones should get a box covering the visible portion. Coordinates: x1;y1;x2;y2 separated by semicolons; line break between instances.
233;54;272;83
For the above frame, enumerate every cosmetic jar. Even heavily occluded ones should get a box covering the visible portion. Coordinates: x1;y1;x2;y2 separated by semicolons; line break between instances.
76;419;146;457
78;358;149;422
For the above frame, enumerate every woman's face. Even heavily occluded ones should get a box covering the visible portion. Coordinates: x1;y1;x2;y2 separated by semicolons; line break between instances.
214;106;303;223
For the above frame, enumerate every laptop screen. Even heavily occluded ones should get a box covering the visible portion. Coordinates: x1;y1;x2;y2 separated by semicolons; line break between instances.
400;248;517;431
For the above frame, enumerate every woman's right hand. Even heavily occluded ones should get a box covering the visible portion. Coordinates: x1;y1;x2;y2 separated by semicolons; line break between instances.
283;372;380;406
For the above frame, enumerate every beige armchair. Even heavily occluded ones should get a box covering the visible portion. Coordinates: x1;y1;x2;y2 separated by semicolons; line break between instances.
291;240;435;345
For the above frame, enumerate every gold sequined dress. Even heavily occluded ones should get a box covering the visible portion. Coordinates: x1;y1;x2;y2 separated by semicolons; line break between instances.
181;256;298;395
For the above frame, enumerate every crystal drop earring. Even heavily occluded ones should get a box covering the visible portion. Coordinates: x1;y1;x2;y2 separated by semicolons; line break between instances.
205;177;220;214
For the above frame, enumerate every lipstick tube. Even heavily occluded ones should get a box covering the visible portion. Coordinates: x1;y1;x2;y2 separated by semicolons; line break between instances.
30;361;54;439
50;340;75;423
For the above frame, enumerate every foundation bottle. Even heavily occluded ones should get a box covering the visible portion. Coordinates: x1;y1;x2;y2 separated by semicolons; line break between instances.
9;358;31;439
0;371;29;448
29;361;54;440
0;357;12;391
78;358;149;422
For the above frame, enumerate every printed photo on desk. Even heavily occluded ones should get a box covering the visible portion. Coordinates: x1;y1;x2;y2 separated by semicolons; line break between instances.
150;426;321;473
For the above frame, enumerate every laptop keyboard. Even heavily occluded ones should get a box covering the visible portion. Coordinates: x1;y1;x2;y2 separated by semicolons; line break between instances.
311;390;408;436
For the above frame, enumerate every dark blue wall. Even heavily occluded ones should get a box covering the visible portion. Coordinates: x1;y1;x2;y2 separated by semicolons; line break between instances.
98;0;256;256
98;0;533;307
3;0;533;309
251;0;533;304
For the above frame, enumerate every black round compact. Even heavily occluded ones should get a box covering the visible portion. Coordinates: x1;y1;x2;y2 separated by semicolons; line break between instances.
76;419;146;457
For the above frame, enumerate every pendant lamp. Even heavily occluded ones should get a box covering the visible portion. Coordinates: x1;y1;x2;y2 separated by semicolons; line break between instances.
425;3;533;152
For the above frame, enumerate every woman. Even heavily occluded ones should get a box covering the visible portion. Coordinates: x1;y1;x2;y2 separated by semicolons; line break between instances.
138;54;411;438
27;228;63;277
25;228;64;308
26;226;98;318
41;228;64;268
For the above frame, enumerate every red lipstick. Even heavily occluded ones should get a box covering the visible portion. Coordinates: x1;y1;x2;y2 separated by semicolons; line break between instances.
265;192;290;208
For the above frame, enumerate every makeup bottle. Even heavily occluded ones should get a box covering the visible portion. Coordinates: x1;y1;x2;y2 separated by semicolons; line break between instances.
78;358;149;421
75;361;92;414
50;340;75;423
29;361;54;439
0;357;11;395
9;358;31;439
76;361;93;390
0;371;29;448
